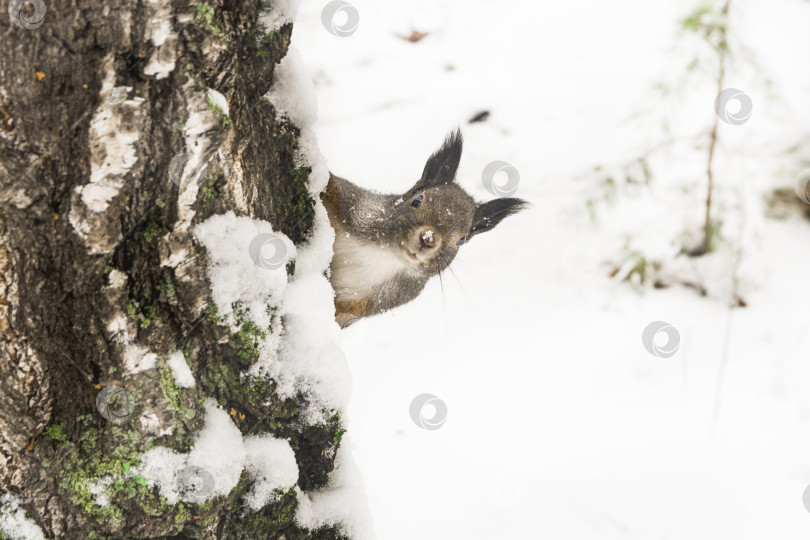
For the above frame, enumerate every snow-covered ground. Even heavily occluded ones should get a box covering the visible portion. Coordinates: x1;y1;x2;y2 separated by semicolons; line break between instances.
293;0;810;538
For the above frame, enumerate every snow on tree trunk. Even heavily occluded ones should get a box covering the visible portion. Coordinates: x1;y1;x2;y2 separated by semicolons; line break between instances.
0;0;353;538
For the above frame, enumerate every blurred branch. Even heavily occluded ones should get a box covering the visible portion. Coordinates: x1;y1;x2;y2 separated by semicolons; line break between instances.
700;0;731;256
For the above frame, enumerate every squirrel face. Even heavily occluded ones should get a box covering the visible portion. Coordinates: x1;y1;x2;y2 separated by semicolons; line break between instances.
389;129;527;279
392;181;477;277
322;129;528;327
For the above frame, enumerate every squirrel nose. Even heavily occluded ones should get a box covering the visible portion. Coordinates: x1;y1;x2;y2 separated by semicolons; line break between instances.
420;229;436;249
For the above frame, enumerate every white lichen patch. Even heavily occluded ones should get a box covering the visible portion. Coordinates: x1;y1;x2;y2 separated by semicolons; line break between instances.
69;53;144;254
224;158;249;214
142;0;177;79
123;344;157;374
167;351;195;388
80;469;147;512
160;247;188;269
0;494;46;540
107;269;128;288
4;188;32;209
105;314;134;345
87;478;111;508
173;84;222;234
139;411;173;437
80;65;143;211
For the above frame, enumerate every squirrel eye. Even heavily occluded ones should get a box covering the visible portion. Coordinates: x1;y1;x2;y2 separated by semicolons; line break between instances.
456;236;467;247
411;195;424;208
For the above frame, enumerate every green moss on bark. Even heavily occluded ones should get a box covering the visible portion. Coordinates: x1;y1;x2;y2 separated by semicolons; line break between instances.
157;363;205;452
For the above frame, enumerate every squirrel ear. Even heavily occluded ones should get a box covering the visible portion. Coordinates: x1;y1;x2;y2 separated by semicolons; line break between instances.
420;129;463;185
468;197;530;239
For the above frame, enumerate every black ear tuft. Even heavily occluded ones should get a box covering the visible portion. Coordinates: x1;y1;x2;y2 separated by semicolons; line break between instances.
420;129;463;185
468;198;530;239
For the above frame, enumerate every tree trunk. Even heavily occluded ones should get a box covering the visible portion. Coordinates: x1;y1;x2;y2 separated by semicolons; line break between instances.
0;0;345;538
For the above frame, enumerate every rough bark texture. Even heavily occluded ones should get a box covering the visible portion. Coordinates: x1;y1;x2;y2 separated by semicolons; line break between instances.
0;0;344;538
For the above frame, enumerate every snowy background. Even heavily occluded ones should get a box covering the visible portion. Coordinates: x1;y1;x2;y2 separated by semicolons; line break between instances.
292;0;810;538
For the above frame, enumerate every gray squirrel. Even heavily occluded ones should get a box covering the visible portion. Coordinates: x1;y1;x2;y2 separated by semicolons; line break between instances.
321;129;528;328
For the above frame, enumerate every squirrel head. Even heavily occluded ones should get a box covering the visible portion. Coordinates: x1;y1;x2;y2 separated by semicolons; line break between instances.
389;129;529;277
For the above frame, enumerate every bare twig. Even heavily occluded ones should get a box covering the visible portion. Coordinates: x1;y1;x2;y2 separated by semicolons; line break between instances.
701;0;731;255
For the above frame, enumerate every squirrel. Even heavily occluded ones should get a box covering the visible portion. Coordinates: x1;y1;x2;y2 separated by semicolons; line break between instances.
321;129;528;328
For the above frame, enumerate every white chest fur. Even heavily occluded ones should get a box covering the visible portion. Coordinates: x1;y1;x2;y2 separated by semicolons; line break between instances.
329;222;408;302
